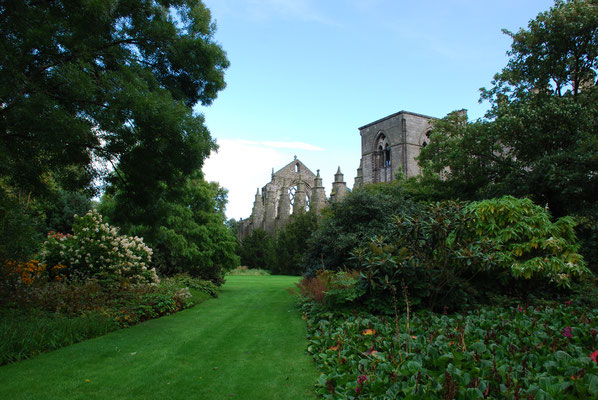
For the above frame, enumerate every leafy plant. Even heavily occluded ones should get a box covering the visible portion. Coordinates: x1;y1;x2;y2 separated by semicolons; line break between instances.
41;210;158;285
306;182;419;273
355;196;590;312
467;196;589;286
305;302;598;399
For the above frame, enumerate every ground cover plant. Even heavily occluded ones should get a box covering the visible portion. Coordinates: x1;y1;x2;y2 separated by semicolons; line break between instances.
305;302;598;399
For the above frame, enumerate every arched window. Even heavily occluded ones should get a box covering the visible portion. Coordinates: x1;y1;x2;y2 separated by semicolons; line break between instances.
384;144;391;166
376;133;391;169
295;163;300;173
421;130;431;148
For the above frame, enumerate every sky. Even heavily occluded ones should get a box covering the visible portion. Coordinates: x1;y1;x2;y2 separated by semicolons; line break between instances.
199;0;556;220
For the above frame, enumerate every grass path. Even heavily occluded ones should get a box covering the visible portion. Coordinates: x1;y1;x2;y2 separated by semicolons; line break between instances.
0;276;317;399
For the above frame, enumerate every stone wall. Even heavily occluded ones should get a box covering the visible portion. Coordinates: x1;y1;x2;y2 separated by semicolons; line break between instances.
238;157;347;239
356;110;437;186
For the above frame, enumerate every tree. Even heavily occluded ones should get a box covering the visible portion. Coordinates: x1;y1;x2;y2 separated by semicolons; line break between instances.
306;182;418;273
485;0;598;100
416;0;598;269
418;0;598;217
101;174;239;284
0;0;228;202
238;229;276;271
272;211;319;276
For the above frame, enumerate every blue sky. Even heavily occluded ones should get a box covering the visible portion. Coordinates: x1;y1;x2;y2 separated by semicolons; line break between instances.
199;0;555;220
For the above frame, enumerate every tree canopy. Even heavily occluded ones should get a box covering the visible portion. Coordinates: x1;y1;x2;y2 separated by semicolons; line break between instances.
0;0;229;202
417;0;598;219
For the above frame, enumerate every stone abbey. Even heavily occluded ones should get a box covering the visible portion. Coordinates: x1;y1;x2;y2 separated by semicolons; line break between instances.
238;109;439;238
237;157;348;238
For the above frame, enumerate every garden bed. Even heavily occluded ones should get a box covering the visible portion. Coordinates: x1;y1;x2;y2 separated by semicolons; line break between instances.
305;302;598;399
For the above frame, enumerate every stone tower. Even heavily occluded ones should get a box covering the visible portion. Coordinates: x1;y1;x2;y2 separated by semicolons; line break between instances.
310;170;327;214
330;166;347;203
357;110;437;184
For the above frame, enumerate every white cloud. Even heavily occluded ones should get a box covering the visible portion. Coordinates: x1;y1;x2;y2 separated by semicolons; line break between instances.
203;138;325;220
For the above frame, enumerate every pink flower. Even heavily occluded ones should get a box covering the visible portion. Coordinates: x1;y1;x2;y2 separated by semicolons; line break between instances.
590;350;598;363
517;306;524;313
565;300;572;306
357;375;368;384
562;326;573;339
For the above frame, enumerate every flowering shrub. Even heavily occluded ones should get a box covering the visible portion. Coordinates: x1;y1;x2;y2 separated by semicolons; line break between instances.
41;210;158;285
1;259;47;286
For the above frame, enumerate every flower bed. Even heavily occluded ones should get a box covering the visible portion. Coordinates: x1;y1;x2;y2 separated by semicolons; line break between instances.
305;303;598;399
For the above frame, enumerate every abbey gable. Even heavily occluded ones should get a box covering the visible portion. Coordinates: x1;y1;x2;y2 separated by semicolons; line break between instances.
238;157;347;238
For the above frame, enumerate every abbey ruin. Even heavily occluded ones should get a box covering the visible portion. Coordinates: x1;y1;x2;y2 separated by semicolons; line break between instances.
239;110;442;238
237;157;348;238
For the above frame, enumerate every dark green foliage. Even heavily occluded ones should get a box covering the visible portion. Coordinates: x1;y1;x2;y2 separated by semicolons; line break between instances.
305;303;598;399
103;176;239;285
272;212;319;276
306;182;419;273
0;189;43;261
410;0;598;276
42;189;91;234
238;229;276;270
355;197;589;313
0;0;228;199
356;201;478;312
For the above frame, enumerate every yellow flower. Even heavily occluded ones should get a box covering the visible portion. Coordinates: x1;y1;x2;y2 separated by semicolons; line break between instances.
362;329;376;336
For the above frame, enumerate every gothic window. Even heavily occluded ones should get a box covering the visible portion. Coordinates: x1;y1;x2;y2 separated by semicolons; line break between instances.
376;133;391;169
295;163;300;173
384;144;391;167
288;185;309;214
288;185;296;206
421;130;431;148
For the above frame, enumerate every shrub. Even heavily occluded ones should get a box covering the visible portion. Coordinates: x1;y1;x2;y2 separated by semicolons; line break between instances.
272;211;319;275
227;266;270;276
0;189;43;261
467;196;589;286
238;229;275;270
296;270;364;308
305;182;419;273
159;273;219;298
355;196;590;312
41;210;158;285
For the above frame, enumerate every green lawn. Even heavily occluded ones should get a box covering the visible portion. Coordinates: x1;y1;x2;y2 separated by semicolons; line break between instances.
0;275;317;399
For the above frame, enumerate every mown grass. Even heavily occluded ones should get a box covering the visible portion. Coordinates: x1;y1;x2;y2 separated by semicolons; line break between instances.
0;275;317;399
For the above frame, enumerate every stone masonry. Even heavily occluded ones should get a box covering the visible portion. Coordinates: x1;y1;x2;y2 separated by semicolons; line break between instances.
238;157;347;238
239;109;458;238
354;110;438;187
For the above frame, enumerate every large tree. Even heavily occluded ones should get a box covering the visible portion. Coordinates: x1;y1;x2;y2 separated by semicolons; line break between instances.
0;0;229;202
417;0;598;218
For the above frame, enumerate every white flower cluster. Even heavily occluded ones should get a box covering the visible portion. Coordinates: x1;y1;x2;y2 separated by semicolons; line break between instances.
42;210;159;285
